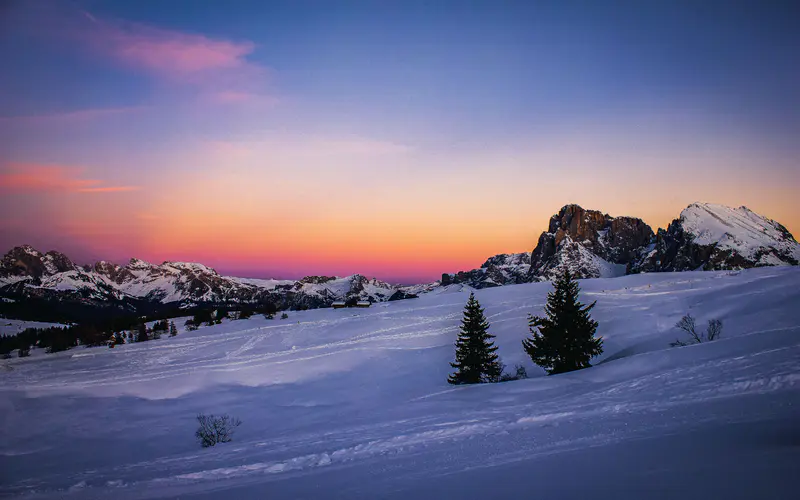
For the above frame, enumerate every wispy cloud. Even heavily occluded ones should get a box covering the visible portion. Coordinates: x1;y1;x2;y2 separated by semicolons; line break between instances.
207;136;413;160
67;9;273;101
0;106;146;124
0;164;139;194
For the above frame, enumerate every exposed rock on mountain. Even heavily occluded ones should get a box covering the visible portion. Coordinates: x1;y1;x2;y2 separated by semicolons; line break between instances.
441;252;531;289
631;203;800;272
529;204;654;280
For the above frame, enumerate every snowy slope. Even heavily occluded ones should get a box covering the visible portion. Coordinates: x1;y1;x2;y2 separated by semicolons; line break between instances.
633;203;800;272
681;203;800;264
0;319;68;337
1;267;799;499
534;235;627;281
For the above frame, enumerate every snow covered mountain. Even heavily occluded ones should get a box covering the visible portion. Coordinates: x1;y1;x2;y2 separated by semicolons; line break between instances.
2;203;797;317
0;246;411;313
631;203;800;272
443;205;653;287
442;202;799;287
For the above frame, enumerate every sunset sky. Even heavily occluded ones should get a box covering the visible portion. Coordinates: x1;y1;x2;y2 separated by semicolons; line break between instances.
1;0;798;283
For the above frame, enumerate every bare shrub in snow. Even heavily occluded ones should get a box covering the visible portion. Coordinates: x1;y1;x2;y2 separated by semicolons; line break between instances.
499;364;529;382
706;318;723;341
195;414;242;448
670;314;723;347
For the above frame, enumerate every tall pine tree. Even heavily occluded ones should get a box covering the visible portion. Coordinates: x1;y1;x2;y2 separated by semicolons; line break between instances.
523;268;602;375
448;292;503;384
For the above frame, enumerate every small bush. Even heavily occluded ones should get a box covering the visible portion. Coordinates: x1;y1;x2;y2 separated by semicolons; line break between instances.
670;314;723;347
499;364;529;382
706;318;723;341
195;414;242;448
280;312;289;320
18;346;31;358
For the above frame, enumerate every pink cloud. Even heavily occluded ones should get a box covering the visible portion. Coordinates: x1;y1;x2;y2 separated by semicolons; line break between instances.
70;11;273;99
210;91;280;106
0;164;139;194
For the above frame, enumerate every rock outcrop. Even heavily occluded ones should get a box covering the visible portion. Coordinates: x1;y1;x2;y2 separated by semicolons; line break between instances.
528;205;654;280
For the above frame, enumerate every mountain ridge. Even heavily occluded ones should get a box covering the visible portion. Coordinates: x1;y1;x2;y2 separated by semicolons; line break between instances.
442;202;799;288
2;202;798;318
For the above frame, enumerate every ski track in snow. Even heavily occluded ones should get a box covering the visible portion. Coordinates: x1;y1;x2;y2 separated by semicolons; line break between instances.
1;267;800;498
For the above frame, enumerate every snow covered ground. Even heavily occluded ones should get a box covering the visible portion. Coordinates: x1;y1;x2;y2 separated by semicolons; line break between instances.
1;268;799;499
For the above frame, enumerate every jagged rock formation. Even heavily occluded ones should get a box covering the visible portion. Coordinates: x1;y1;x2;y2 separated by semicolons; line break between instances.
631;203;800;272
441;205;654;287
529;205;654;280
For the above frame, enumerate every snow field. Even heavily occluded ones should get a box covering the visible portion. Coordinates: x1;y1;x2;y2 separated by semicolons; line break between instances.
1;267;799;498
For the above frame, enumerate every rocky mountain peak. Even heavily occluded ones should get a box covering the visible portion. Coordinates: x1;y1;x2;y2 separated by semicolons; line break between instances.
1;245;49;280
93;260;136;284
127;258;153;270
632;202;800;272
530;205;653;280
42;251;77;275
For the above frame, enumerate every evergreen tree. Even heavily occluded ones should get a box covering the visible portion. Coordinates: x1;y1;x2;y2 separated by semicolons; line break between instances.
448;292;503;384
522;269;602;375
136;323;149;343
169;321;178;336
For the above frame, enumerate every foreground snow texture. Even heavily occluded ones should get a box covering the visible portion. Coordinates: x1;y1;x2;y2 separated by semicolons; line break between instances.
2;268;800;499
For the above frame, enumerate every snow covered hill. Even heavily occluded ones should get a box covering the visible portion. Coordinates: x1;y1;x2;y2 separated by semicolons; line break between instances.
1;267;798;499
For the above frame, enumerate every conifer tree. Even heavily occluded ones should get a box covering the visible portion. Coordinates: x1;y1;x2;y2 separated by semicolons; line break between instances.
169;321;178;336
523;268;602;375
136;323;149;343
448;292;503;384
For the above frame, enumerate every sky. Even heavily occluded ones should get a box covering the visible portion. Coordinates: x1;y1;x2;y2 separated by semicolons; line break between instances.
0;0;798;284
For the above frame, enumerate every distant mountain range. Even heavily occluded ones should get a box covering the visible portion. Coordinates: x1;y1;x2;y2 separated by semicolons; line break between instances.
1;202;798;321
441;202;799;288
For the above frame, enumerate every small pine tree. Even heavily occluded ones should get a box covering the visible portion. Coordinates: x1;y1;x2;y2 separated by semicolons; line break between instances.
448;292;503;384
523;269;603;375
169;321;178;337
136;323;149;343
